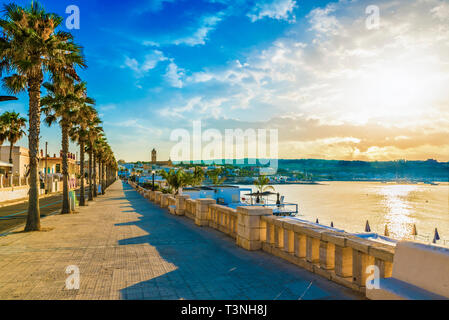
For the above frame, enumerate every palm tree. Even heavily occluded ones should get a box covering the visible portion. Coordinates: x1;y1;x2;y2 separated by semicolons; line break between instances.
160;169;191;194
254;175;274;193
207;167;226;186
0;111;26;164
192;166;205;186
94;135;109;195
85;118;102;201
41;80;92;214
87;121;103;201
69;104;96;206
0;2;85;230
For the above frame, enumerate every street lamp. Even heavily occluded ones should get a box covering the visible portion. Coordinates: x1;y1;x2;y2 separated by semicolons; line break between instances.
152;170;155;191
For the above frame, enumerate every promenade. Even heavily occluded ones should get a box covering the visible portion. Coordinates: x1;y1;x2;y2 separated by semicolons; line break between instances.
0;181;361;300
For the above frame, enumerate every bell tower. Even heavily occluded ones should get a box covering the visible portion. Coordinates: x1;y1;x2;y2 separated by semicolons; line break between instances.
151;148;157;164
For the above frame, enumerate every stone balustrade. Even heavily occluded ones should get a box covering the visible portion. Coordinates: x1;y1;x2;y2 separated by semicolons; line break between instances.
130;182;396;296
261;215;394;293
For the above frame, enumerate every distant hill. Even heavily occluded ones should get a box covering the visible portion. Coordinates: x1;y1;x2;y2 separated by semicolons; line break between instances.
171;158;449;182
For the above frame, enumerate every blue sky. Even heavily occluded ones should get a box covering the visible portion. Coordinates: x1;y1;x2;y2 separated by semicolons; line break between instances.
1;0;449;162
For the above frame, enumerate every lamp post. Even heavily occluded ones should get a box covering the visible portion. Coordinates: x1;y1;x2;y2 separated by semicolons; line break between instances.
152;170;155;191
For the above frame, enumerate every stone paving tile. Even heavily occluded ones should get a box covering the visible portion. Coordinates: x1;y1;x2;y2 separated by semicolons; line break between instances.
0;181;363;300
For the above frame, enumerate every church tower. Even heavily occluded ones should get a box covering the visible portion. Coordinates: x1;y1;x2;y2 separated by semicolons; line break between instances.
151;148;157;163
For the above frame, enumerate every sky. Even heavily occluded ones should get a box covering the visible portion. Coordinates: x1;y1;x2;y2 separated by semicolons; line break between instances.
1;0;449;162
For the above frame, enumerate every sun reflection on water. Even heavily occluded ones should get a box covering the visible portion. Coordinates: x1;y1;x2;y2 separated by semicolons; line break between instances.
379;185;419;240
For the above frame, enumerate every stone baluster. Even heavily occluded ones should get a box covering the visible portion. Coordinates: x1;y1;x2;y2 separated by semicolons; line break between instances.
283;222;295;254
293;224;307;259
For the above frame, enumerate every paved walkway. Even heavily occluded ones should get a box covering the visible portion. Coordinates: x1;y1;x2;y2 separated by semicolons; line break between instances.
0;181;362;300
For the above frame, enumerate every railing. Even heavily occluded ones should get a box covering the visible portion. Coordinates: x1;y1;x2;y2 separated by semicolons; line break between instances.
131;181;396;296
237;202;298;216
261;215;394;293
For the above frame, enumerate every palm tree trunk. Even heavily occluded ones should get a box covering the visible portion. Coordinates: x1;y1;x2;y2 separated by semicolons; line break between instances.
99;161;103;194
9;142;13;164
102;163;105;194
79;141;86;206
93;153;97;197
88;150;93;201
25;78;41;231
61;123;71;214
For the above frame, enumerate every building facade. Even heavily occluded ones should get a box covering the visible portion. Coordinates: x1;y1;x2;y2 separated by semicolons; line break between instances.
0;146;30;177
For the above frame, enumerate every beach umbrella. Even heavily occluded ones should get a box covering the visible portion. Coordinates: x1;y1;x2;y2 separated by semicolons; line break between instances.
411;224;418;236
384;224;390;237
434;228;440;241
365;220;371;232
330;221;334;228
316;218;319;224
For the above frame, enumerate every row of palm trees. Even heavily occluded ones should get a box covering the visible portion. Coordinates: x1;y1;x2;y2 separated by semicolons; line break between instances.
159;167;274;196
158;167;227;194
0;2;118;231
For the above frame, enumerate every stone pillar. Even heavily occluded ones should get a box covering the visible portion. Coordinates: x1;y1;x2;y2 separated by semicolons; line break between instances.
0;175;3;188
195;199;216;226
236;206;272;251
161;194;170;208
154;191;162;205
149;190;155;201
175;195;190;216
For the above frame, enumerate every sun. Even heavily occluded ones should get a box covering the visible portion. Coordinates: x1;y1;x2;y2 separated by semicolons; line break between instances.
343;59;444;124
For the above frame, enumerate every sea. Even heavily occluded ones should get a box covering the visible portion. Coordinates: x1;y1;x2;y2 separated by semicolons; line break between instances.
240;181;449;242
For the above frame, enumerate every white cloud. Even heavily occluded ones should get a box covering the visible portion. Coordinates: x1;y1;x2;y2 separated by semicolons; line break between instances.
122;50;168;77
247;0;297;23
173;14;223;46
306;4;340;35
98;104;116;112
165;61;185;88
160;96;227;118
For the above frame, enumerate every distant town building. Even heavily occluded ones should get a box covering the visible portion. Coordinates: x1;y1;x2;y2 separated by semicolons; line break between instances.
150;148;172;167
39;150;78;178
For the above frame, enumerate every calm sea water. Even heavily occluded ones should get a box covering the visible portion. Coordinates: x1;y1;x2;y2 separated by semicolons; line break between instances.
240;182;449;241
